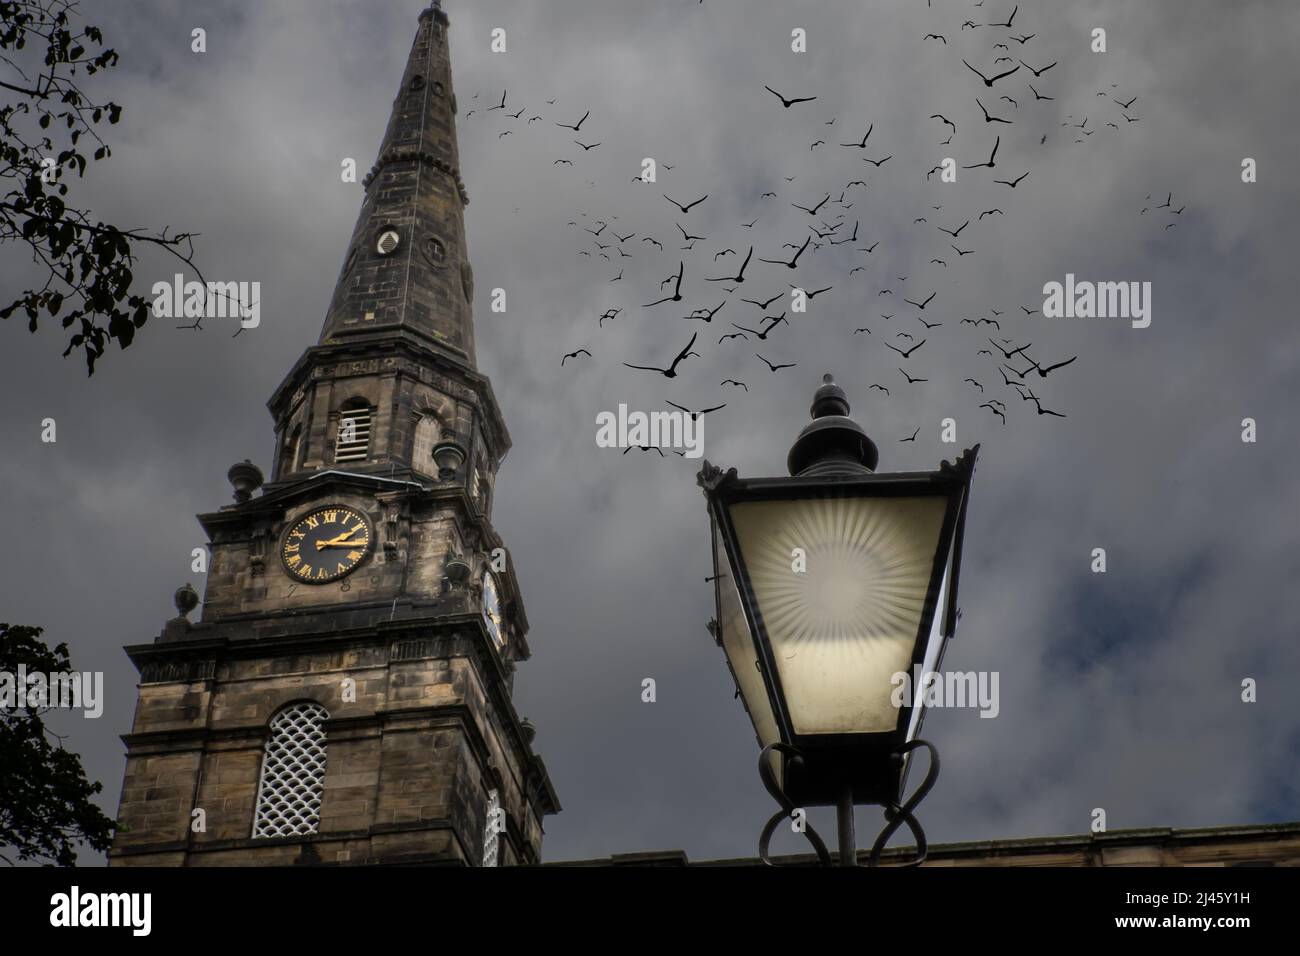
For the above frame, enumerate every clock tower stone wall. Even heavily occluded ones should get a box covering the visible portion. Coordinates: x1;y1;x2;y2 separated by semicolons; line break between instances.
109;1;558;867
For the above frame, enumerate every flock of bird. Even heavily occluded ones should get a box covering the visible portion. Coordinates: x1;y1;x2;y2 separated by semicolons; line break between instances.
458;2;1184;447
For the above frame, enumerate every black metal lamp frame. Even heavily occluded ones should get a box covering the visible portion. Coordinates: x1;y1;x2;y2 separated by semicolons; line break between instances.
698;377;979;867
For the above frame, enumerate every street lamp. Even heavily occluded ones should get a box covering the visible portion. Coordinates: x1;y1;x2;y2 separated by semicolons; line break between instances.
698;374;979;866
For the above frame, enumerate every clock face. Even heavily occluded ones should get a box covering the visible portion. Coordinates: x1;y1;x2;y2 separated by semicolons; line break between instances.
281;506;373;584
482;572;504;648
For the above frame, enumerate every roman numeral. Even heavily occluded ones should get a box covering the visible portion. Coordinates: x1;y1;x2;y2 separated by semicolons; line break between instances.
305;516;320;529
324;511;339;523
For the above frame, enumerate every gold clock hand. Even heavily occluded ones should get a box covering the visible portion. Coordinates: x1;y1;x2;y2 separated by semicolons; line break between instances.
316;533;366;549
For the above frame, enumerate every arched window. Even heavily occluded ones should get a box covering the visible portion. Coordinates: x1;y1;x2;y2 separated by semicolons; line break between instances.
279;424;302;478
335;400;371;464
411;412;442;476
252;702;329;839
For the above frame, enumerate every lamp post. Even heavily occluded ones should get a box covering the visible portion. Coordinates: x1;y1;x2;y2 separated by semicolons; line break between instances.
698;374;979;866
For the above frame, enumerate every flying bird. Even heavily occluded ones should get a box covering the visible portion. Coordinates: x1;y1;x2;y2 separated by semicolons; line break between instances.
759;235;811;269
665;193;708;214
840;125;874;148
555;109;591;131
791;194;831;216
764;85;817;108
963;59;1020;87
685;301;726;322
707;246;753;283
977;98;1012;124
1026;354;1078;377
561;349;591;366
643;262;685;307
742;292;784;310
962;136;1001;168
885;338;927;358
623;331;700;378
756;353;797;371
666;400;727;422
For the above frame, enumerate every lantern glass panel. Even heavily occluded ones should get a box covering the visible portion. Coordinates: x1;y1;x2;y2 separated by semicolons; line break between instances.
714;524;781;751
729;494;949;737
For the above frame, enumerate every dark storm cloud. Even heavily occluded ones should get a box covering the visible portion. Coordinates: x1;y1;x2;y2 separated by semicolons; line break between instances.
1;0;1297;864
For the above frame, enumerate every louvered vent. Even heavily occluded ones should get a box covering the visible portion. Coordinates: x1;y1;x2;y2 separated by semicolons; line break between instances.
335;409;371;463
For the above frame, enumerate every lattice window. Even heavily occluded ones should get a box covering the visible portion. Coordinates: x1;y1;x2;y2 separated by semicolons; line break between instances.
482;788;501;867
252;702;329;839
335;405;371;463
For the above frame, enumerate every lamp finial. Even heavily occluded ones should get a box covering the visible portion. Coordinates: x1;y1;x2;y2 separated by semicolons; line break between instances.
786;373;878;476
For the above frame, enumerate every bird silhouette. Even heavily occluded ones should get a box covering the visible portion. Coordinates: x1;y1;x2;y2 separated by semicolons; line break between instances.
977;98;1012;124
623;332;699;378
791;194;831;216
756;353;797;371
666;401;727;422
759;236;811;269
742;292;783;310
963;136;1001;168
643;262;685;307
764;85;817;108
885;338;927;358
561;349;591;366
707;246;753;283
840;125;874;148
963;59;1020;87
665;193;708;214
555;109;591;131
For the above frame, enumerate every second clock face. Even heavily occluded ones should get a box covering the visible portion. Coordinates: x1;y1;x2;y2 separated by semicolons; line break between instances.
281;505;373;583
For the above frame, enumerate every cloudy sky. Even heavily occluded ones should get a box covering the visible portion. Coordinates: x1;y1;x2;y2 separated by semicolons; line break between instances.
2;0;1298;864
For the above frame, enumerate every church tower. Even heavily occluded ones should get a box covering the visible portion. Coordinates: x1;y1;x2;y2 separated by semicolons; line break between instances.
110;1;559;866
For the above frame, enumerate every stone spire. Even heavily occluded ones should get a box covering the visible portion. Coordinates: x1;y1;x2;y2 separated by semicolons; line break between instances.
318;1;476;367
